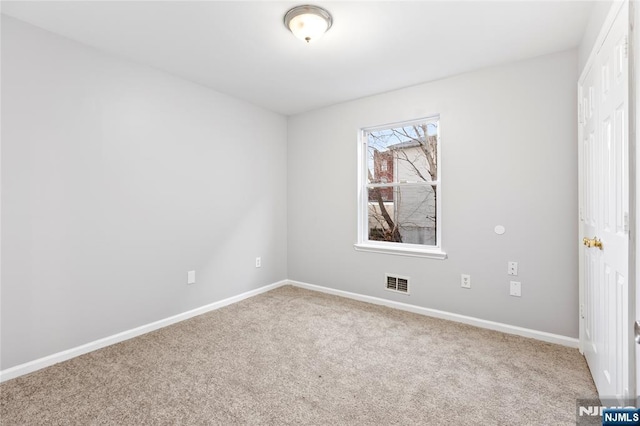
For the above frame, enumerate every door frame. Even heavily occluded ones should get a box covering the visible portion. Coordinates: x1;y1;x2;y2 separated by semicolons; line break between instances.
631;0;638;403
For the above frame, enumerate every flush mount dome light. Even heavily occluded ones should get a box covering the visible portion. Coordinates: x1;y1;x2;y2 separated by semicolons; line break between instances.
284;5;333;43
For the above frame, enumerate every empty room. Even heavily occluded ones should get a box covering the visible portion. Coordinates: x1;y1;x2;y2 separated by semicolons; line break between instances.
1;1;638;424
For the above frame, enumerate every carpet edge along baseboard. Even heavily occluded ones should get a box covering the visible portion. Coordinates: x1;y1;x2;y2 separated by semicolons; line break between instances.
0;279;578;383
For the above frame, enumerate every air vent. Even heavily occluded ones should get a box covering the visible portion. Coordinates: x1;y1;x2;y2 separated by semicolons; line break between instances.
385;274;410;294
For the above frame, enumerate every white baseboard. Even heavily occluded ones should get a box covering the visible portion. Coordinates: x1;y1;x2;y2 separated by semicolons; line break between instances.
288;280;579;348
1;278;579;383
0;280;288;383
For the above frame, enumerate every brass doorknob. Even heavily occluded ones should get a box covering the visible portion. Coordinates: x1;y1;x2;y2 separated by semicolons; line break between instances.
583;236;603;250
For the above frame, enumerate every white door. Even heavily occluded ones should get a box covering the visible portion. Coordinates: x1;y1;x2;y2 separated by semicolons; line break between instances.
579;2;630;400
580;59;599;387
635;0;640;405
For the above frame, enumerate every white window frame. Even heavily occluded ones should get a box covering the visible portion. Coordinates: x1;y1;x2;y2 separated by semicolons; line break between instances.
354;116;447;260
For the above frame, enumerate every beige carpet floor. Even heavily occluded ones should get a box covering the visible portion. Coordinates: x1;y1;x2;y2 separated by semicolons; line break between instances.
1;285;597;425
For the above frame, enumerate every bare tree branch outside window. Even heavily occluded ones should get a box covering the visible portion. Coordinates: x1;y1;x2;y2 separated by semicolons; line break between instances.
365;119;439;246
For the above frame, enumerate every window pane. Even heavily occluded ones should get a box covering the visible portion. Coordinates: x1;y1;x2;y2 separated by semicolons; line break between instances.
367;185;436;245
366;121;438;184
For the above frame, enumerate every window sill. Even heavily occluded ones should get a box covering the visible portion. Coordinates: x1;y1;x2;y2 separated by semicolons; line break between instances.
353;243;447;260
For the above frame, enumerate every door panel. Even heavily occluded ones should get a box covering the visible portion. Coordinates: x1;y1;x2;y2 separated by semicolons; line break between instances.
579;1;630;401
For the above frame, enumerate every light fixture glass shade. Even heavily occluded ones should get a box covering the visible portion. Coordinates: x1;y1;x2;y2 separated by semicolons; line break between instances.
284;5;333;43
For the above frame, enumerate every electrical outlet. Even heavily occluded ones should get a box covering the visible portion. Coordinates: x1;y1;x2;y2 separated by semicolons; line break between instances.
508;261;518;276
187;270;196;285
510;281;521;297
461;274;471;289
255;257;261;268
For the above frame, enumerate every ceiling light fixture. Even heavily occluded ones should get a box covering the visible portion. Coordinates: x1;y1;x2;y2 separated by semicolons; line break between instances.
284;5;333;44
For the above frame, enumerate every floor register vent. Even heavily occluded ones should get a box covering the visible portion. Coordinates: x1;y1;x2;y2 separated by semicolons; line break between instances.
386;274;409;294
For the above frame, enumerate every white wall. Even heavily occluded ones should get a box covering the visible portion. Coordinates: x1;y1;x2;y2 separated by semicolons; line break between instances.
0;16;288;370
287;50;579;337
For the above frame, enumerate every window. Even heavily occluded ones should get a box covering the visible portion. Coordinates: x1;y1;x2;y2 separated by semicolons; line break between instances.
355;117;446;259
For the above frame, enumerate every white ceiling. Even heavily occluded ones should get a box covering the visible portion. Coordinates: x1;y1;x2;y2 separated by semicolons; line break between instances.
1;1;594;116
